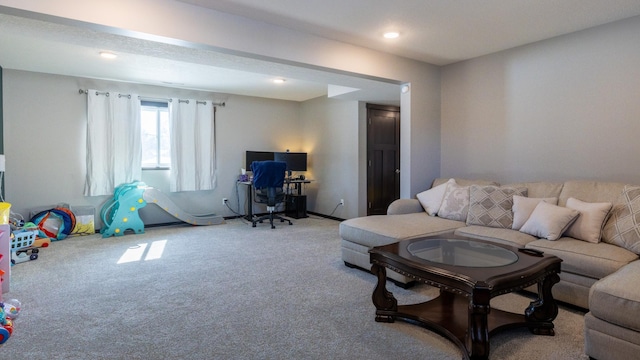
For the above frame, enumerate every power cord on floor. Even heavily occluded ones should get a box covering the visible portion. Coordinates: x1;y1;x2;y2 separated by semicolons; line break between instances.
224;201;245;217
226;182;250;223
328;202;343;217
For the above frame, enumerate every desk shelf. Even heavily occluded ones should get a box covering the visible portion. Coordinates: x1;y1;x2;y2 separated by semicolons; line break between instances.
285;195;308;219
239;179;311;221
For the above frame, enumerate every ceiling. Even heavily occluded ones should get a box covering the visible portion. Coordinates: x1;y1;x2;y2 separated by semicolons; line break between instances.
1;1;640;103
179;0;640;65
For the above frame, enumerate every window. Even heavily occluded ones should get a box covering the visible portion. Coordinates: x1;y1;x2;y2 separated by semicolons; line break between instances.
141;101;170;169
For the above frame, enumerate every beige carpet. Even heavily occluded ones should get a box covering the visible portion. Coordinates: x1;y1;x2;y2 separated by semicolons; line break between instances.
1;216;588;359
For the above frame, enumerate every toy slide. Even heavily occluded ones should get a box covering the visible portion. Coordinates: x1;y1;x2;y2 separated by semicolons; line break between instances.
100;181;223;238
142;188;224;226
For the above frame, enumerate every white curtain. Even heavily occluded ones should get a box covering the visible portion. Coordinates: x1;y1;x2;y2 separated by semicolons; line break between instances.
170;99;217;192
84;90;141;196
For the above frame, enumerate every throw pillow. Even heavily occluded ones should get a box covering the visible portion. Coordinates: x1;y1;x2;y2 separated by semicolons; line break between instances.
511;196;558;230
438;182;470;222
416;178;455;216
519;202;580;241
564;197;612;243
466;185;527;228
602;185;640;254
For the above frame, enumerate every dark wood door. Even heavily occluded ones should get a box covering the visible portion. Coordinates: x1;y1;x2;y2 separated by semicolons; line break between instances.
367;104;400;215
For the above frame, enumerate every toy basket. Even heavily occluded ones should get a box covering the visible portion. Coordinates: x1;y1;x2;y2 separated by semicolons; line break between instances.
10;230;38;252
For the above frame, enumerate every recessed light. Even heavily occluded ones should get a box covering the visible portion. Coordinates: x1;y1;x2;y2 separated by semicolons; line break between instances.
100;51;117;59
273;78;286;84
383;31;400;39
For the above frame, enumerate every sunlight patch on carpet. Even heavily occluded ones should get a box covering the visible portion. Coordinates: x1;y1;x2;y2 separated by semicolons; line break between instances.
117;240;167;263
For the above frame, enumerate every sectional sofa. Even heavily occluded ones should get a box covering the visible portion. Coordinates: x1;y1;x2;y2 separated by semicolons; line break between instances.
339;178;640;360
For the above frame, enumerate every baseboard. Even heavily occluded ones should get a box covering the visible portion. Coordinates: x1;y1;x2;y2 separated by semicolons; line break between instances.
307;211;344;222
97;212;343;228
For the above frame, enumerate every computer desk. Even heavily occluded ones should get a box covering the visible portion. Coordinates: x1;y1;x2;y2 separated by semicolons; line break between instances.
238;179;311;221
238;179;313;221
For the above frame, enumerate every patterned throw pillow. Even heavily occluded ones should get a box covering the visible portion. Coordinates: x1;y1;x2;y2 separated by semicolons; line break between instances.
438;182;470;222
416;178;455;216
602;185;640;254
466;185;527;228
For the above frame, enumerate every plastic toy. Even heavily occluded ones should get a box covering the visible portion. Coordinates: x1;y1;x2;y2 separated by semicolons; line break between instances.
11;248;38;265
30;208;76;241
32;237;51;248
3;299;21;320
0;322;10;345
0;298;20;345
100;182;148;237
100;181;224;238
9;230;39;265
10;230;38;251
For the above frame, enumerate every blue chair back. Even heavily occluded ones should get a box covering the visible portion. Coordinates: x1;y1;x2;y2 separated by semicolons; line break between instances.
251;161;286;189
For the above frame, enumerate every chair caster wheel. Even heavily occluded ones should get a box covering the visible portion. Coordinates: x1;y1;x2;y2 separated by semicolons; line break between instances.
271;225;275;229
252;223;256;227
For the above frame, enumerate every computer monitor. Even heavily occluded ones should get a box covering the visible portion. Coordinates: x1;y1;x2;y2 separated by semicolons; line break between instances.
245;151;274;170
274;152;307;172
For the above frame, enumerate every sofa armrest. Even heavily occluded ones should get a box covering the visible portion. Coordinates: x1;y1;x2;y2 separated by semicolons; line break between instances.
387;199;424;215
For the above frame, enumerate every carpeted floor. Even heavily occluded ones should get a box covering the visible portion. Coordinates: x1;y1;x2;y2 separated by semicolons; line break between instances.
1;216;588;359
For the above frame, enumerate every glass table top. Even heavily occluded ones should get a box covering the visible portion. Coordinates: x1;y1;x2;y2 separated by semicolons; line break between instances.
407;238;518;268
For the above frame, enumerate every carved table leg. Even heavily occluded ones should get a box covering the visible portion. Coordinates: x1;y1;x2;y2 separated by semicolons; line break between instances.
467;288;491;360
525;272;560;335
371;263;397;323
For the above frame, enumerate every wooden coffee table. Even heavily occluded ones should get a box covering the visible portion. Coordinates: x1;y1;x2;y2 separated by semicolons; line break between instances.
369;234;562;360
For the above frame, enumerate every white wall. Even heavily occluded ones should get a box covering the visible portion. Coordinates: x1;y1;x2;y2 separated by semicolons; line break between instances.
2;70;303;225
441;16;640;184
0;0;442;201
300;96;361;218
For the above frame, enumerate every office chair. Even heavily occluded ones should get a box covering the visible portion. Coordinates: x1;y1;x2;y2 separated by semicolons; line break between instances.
250;160;292;229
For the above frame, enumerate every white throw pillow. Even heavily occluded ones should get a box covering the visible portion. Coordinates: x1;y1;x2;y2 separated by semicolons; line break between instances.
416;178;455;216
438;182;470;222
511;196;558;230
564;197;612;243
519;202;580;241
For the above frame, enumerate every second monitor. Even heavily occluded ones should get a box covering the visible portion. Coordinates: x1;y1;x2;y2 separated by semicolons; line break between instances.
274;152;307;176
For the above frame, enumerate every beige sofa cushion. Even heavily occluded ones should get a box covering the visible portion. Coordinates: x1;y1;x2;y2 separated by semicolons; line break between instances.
387;199;423;215
526;237;638;279
455;225;537;248
339;213;465;248
558;180;626;207
432;178;499;187
584;312;640;360
503;181;564;198
589;260;640;332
